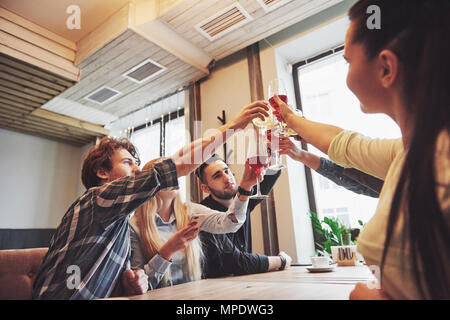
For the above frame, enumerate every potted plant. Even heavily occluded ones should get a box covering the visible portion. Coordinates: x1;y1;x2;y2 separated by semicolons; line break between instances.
309;211;356;255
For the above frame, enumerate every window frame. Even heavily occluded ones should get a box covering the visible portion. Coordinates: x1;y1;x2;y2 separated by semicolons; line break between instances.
291;45;346;241
132;108;185;158
291;48;346;214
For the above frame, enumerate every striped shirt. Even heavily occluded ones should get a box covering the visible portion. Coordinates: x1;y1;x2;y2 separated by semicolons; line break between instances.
32;159;178;300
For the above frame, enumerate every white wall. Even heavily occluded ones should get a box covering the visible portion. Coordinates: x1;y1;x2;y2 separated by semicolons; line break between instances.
199;50;266;255
0;128;86;229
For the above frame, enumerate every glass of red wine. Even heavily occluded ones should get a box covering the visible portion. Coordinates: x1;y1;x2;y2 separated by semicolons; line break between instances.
268;78;298;136
268;78;287;124
246;128;270;199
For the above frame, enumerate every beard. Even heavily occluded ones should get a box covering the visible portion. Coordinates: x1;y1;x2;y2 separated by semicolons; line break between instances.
209;185;237;200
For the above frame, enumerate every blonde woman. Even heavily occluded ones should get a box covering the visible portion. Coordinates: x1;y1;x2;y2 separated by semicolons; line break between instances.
130;159;263;289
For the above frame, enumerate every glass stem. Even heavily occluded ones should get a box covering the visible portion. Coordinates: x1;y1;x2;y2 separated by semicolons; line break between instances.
274;150;280;166
256;176;261;195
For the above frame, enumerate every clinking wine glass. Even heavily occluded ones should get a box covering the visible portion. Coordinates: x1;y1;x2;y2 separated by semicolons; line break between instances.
246;127;270;199
268;78;298;137
252;102;278;129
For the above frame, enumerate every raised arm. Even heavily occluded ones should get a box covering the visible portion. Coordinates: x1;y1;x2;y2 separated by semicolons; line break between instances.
278;137;381;197
172;101;269;177
274;94;343;154
94;159;178;225
276;95;402;179
189;161;264;234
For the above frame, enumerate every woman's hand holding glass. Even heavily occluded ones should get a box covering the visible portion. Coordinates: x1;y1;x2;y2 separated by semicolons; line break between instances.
272;94;297;130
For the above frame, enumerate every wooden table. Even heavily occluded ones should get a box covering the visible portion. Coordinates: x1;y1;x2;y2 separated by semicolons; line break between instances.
111;266;375;300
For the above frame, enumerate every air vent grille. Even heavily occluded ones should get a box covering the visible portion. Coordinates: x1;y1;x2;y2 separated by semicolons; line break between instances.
256;0;293;12
123;59;166;83
195;2;252;41
85;87;120;104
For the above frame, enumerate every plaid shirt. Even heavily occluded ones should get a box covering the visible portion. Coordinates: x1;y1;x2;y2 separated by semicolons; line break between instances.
32;159;178;300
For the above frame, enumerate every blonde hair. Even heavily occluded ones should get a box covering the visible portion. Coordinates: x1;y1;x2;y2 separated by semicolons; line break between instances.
131;158;204;287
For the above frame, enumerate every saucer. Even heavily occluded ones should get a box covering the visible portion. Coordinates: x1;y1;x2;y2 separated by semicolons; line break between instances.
306;265;336;273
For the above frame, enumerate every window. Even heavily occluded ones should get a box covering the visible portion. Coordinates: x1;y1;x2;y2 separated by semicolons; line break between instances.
164;116;187;202
131;123;161;165
294;50;401;228
107;90;187;201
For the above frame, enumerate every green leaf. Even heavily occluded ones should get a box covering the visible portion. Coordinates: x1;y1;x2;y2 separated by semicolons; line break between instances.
309;211;355;254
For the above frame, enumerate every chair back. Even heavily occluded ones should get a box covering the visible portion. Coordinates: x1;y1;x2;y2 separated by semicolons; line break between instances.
0;248;48;299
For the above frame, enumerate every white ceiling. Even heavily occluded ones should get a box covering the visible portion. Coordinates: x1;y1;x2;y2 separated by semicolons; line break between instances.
276;16;349;64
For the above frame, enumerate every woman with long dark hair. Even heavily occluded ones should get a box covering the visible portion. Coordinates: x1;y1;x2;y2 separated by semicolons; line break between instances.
275;0;449;299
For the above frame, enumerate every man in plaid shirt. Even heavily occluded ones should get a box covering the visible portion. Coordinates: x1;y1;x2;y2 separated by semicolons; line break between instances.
32;101;269;300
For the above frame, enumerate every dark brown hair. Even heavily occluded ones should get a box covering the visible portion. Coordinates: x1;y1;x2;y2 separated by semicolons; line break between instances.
349;0;449;299
81;137;141;189
194;154;225;184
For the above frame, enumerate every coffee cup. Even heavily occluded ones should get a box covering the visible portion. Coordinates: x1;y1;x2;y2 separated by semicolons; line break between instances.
311;256;331;268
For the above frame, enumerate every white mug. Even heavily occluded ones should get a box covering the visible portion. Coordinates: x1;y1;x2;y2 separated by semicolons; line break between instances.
311;256;331;268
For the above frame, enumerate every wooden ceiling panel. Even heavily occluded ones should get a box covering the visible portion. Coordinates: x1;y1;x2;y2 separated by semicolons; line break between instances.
59;29;206;119
60;31;160;103
0;53;107;146
161;0;342;60
104;62;201;117
1;0;345;145
167;0;232;30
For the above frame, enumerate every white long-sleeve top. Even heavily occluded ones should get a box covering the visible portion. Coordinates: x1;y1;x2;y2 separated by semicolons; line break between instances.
130;195;249;289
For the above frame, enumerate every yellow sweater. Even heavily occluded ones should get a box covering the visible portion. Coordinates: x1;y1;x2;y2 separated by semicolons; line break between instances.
328;130;449;299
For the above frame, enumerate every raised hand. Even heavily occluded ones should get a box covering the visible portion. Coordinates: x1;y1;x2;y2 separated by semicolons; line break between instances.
240;159;266;191
278;136;304;161
273;94;295;124
229;101;269;130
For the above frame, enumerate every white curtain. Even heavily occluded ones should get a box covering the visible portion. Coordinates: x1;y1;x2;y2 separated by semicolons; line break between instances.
164;116;186;202
131;122;161;165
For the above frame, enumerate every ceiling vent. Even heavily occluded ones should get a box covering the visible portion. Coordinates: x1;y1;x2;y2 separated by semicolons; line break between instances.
256;0;293;12
84;86;121;105
123;59;167;84
195;2;253;41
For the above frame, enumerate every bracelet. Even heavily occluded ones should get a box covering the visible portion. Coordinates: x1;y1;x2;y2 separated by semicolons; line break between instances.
237;186;252;196
279;254;287;270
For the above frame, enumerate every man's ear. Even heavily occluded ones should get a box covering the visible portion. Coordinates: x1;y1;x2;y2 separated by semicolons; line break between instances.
378;49;399;89
200;183;211;195
96;167;109;181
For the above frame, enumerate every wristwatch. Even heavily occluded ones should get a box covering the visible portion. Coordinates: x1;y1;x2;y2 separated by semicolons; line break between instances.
237;186;252;196
279;254;287;270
